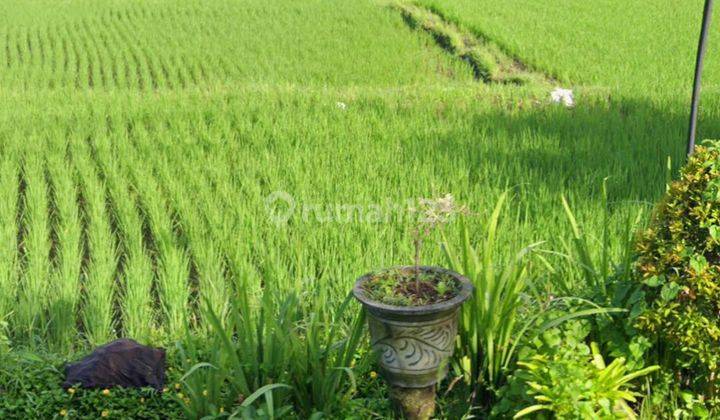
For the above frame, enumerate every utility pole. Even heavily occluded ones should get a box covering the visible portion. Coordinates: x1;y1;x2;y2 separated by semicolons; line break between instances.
688;0;714;156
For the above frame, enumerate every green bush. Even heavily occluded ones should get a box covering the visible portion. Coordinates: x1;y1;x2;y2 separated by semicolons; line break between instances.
495;320;658;419
635;142;720;389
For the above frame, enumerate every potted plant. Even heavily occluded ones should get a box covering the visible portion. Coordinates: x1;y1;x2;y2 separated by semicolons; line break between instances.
353;195;473;419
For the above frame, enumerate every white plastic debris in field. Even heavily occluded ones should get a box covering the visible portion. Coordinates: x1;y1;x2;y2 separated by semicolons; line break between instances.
336;101;347;110
550;87;574;107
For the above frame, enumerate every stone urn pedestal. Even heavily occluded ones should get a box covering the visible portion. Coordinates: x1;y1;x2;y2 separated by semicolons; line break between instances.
353;266;473;419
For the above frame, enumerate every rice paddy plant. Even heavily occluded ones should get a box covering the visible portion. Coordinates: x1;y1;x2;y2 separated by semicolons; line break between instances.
123;134;189;340
0;157;18;330
47;155;83;351
156;159;228;326
92;136;155;342
0;81;682;351
0;0;476;91
78;21;104;89
58;23;76;88
101;13;136;89
147;211;189;340
72;140;117;345
96;19;124;90
68;21;90;90
17;151;51;343
152;122;263;310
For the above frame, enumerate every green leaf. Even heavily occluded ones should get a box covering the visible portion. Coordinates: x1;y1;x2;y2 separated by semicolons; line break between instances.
660;282;682;302
680;392;695;404
693;404;710;418
710;225;720;241
513;404;550;418
179;362;218;383
642;275;664;288
241;383;292;407
690;255;708;273
538;307;626;332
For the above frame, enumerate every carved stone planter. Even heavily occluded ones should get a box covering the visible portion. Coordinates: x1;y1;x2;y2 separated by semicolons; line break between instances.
352;266;473;388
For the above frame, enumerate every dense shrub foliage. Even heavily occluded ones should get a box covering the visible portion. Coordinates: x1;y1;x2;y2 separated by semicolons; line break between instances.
494;318;657;419
635;143;720;386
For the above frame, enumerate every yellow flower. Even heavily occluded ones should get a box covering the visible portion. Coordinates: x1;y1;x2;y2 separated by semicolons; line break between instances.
101;410;109;417
177;392;184;399
370;371;378;379
67;388;75;395
60;409;68;417
102;389;110;396
174;383;181;390
162;387;169;393
219;407;224;413
202;389;208;397
140;397;145;404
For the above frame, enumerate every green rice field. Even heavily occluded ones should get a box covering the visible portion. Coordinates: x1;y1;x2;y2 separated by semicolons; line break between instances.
1;0;720;418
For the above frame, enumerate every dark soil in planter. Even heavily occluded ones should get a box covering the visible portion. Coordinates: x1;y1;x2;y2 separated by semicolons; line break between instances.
361;267;462;306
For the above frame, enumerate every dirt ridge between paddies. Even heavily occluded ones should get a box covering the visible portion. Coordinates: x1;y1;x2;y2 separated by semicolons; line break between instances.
395;2;553;86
